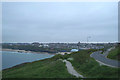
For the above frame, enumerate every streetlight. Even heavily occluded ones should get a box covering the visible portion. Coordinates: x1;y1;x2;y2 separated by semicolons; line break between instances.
77;42;80;50
87;36;91;43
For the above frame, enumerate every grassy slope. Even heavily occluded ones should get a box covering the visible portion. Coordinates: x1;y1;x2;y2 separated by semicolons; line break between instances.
107;47;120;61
3;49;120;78
60;49;120;78
2;58;75;78
70;52;119;78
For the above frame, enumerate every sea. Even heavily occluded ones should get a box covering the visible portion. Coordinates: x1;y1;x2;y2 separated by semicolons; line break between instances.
0;51;54;70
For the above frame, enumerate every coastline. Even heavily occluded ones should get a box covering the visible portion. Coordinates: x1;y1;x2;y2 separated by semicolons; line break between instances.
2;56;51;71
1;49;55;70
1;48;56;55
1;49;71;70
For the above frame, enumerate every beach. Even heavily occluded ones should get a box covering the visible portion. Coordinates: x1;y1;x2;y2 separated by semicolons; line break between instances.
1;48;55;55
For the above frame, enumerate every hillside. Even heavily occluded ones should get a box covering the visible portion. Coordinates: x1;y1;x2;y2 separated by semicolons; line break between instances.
2;58;75;78
2;49;120;78
107;46;120;61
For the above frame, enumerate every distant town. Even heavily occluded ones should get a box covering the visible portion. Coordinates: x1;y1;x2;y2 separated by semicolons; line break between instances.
1;42;118;53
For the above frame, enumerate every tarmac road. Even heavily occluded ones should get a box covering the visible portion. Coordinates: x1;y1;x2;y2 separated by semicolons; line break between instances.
90;50;120;68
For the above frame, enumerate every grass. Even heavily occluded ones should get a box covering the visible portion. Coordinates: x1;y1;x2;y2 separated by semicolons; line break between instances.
2;49;120;78
55;49;120;78
107;47;120;61
2;57;75;78
69;50;120;78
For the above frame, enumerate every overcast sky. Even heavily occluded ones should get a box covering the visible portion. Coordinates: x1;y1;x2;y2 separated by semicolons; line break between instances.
2;2;118;43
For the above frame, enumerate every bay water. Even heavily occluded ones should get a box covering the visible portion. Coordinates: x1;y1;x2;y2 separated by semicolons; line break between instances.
1;51;54;70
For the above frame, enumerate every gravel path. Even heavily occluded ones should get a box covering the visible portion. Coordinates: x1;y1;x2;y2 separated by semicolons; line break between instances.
103;47;115;57
63;60;84;78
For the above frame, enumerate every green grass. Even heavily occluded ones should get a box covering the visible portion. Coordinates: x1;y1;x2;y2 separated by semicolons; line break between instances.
55;49;120;78
2;49;120;78
69;50;120;78
2;57;75;78
107;47;120;61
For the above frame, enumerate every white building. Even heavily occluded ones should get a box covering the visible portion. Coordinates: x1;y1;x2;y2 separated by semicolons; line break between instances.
71;49;79;52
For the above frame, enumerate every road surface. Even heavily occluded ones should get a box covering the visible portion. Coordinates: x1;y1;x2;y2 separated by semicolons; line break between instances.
90;50;120;68
63;60;84;78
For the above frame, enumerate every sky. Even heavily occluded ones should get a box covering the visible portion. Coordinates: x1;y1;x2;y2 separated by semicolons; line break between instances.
2;2;118;43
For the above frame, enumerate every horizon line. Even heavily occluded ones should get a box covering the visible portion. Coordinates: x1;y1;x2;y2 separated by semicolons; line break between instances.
1;41;119;43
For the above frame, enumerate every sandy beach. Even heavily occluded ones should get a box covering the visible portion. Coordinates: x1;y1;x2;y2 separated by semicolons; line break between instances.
1;49;71;55
57;52;71;55
1;48;55;55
